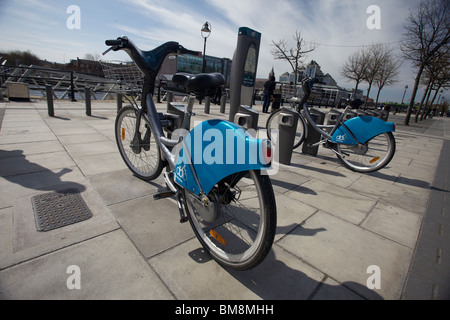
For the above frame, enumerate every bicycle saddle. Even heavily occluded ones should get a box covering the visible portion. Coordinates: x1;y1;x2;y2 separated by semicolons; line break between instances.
172;73;225;97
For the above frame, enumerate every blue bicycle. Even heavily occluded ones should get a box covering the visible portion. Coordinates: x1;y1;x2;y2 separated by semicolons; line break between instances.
266;78;396;173
103;37;276;270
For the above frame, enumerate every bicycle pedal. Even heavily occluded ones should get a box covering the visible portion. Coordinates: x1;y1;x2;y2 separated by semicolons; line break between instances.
153;190;176;200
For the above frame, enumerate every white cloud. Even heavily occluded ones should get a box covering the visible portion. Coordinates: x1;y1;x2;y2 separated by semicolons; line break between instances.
0;0;431;101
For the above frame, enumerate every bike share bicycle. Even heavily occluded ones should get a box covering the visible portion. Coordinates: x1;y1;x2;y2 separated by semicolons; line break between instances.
103;37;276;270
266;78;396;173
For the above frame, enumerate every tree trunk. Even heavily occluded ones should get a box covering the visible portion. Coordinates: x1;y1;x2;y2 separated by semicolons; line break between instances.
375;86;383;106
353;81;360;99
404;64;425;126
416;80;432;122
364;82;373;109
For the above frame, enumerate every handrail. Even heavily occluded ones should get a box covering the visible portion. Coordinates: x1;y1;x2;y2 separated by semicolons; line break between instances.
0;64;134;101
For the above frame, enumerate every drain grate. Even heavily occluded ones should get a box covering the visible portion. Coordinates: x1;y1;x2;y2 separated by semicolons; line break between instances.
32;188;93;232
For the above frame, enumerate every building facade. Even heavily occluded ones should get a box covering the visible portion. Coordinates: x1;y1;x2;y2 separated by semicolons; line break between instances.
159;54;232;85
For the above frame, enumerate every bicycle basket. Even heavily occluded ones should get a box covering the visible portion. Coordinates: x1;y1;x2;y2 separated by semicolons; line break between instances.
100;60;144;94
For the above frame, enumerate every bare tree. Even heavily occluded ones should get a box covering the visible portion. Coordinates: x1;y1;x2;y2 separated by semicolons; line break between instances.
84;53;101;61
400;0;450;125
341;47;370;99
419;52;450;120
271;30;316;84
374;49;401;106
363;44;391;108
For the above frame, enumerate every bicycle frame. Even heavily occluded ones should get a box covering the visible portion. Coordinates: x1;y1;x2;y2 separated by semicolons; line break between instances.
298;101;394;149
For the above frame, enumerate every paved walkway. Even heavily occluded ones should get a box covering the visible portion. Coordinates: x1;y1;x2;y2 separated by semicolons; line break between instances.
0;99;448;300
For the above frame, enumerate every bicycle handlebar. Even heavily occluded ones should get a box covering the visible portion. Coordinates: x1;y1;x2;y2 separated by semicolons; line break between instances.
103;36;200;57
102;36;202;87
105;39;122;46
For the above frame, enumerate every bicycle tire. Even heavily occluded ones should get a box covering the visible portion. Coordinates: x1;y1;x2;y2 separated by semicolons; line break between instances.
183;170;277;271
115;106;164;180
266;108;307;150
335;132;396;173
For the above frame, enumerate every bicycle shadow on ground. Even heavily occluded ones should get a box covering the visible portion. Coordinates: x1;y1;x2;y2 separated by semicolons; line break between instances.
276;224;326;237
227;249;383;300
289;162;346;177
188;247;383;300
368;170;449;193
0;149;86;193
270;178;317;195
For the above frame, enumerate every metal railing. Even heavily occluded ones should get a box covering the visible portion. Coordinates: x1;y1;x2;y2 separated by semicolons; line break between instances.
0;64;119;101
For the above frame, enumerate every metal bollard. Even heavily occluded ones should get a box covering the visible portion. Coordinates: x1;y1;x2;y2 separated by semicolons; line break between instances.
85;87;91;116
117;93;123;112
204;96;211;114
277;108;298;165
166;91;174;108
46;85;54;117
220;93;226;114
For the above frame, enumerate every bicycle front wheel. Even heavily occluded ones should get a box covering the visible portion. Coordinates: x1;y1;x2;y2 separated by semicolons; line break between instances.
115;106;164;180
183;170;277;271
335;132;396;173
266;108;307;150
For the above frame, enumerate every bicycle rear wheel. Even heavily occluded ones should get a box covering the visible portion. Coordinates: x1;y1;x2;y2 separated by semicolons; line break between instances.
183;170;277;270
335;132;396;173
115;106;164;180
266;108;307;150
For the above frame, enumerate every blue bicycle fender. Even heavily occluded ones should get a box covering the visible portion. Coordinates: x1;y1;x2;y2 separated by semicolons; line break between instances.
174;120;271;195
331;116;395;145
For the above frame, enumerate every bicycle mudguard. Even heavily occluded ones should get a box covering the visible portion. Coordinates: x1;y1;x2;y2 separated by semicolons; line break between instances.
174;119;271;195
331;116;395;145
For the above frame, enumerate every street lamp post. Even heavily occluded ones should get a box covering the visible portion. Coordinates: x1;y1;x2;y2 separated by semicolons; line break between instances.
200;22;211;107
201;22;211;73
401;85;408;105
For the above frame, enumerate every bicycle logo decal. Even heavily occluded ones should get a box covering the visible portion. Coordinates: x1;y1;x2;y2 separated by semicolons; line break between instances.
335;134;347;143
176;165;187;182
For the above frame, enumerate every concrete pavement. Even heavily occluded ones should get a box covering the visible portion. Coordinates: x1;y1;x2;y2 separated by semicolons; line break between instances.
0;99;448;300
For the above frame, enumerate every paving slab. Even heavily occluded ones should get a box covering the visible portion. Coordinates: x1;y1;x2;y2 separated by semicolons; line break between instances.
148;239;327;300
277;211;412;300
286;179;377;225
88;169;166;206
361;202;423;249
0;140;65;156
0;100;448;301
0;150;76;177
0;230;174;300
347;175;429;214
0;180;119;269
109;195;196;259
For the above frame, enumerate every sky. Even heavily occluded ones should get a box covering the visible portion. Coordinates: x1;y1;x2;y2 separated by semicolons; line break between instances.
0;0;447;103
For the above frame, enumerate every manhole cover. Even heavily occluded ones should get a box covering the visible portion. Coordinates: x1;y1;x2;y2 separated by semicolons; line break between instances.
31;188;93;232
